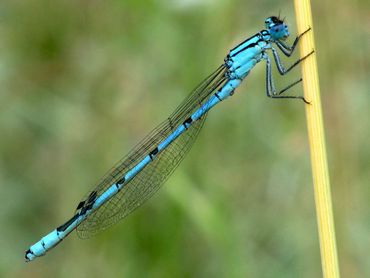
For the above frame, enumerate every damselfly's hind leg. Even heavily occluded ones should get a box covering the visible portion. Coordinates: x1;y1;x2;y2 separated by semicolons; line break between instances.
263;53;309;104
275;27;311;57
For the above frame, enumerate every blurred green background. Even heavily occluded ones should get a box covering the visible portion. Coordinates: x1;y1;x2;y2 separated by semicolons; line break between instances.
0;0;369;277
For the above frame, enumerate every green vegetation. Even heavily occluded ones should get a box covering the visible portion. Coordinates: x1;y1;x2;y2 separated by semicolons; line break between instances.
0;0;368;277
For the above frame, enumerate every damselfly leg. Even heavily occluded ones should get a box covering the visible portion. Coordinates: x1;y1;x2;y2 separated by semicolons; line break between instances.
264;53;309;103
275;27;311;57
264;28;313;103
272;48;315;75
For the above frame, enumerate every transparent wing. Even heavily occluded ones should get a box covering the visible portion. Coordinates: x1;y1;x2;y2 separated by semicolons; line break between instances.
76;64;227;238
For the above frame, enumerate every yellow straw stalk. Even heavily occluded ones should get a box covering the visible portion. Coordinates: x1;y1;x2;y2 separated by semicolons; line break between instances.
294;1;340;277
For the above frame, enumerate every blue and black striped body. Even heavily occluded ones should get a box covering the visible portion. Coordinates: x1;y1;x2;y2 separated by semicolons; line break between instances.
26;16;311;261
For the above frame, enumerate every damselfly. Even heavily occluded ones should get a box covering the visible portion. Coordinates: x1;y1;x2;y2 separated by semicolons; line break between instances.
25;16;313;261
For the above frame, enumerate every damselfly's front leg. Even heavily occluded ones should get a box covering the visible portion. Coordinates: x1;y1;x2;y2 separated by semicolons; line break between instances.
263;53;309;104
275;27;311;57
271;48;314;75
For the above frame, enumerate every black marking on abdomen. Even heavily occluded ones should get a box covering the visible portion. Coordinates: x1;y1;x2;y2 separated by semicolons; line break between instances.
57;214;80;232
149;147;159;159
116;176;125;186
25;249;34;259
215;91;222;101
183;117;193;129
76;191;98;216
80;202;94;215
76;201;85;210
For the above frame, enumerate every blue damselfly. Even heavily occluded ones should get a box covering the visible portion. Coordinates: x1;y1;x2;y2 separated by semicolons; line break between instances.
25;16;313;261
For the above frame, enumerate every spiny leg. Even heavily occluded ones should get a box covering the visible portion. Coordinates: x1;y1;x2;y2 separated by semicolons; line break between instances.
272;47;315;75
278;78;303;96
275;27;311;57
264;54;309;104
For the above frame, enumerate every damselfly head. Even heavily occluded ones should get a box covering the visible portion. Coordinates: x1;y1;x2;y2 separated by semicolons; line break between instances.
265;16;289;41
